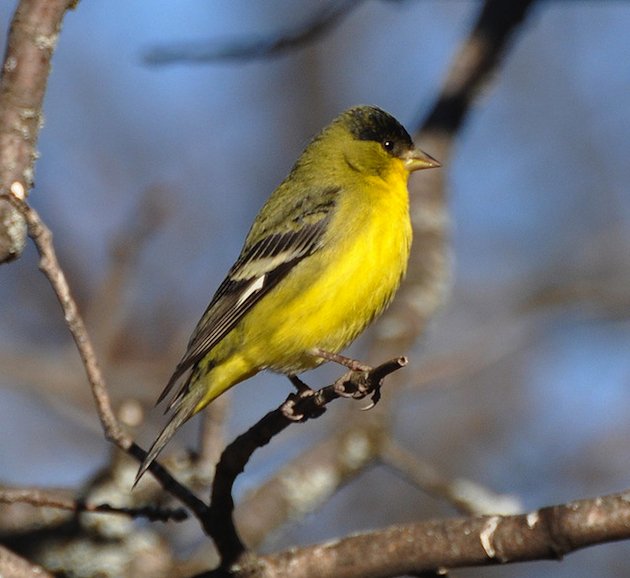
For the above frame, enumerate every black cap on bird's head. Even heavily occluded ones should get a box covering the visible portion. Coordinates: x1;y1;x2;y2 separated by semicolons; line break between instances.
341;105;440;173
346;106;413;154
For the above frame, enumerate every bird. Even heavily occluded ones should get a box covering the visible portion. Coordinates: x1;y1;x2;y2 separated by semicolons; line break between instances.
135;105;440;484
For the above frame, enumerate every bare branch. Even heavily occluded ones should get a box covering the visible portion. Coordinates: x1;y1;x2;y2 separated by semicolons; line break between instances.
207;358;407;567
0;545;54;578
239;490;630;578
0;0;75;263
420;0;538;135
0;486;187;522
0;486;89;511
2;192;210;523
3;192;127;446
144;0;365;65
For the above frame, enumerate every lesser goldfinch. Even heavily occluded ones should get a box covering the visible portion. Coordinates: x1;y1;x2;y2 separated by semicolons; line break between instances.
136;105;439;483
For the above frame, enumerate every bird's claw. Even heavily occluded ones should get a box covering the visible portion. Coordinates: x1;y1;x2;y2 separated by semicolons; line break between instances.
333;368;383;410
360;385;381;410
334;370;382;402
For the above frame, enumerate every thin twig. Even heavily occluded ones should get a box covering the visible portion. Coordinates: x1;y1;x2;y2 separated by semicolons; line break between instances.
0;487;187;522
4;192;126;445
3;192;209;521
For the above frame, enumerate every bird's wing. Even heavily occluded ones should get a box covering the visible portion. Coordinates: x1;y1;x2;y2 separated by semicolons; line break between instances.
157;196;336;407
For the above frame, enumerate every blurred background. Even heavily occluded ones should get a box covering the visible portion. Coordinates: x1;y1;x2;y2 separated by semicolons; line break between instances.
1;1;630;576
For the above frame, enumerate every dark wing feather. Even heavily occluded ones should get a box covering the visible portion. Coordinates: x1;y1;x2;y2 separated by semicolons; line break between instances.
156;209;332;406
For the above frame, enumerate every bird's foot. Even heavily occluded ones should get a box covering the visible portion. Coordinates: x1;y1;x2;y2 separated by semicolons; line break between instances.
288;374;312;396
281;385;325;421
333;369;382;410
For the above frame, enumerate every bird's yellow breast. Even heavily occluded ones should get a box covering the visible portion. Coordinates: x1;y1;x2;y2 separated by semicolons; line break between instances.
237;159;412;373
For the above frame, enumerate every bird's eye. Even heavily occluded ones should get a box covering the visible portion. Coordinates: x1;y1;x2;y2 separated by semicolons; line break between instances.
382;140;394;152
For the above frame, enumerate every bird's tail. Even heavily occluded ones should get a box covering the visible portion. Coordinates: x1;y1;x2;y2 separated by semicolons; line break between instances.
133;385;205;487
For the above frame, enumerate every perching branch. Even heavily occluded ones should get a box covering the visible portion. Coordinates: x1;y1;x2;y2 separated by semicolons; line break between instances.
0;0;76;263
206;357;407;567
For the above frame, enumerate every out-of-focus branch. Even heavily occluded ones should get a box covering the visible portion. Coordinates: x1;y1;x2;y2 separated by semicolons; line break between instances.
236;417;385;549
0;545;54;578
225;490;630;578
379;441;522;516
144;0;365;65
380;0;538;358
0;486;96;511
421;0;537;135
0;0;76;263
0;486;187;522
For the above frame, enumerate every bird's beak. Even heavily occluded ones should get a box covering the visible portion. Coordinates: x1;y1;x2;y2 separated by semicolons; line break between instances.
402;148;441;172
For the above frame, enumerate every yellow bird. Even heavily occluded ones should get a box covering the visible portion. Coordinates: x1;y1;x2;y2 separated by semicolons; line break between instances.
136;105;439;483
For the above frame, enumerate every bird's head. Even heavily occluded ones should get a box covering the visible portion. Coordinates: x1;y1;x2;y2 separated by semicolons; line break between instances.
308;105;440;182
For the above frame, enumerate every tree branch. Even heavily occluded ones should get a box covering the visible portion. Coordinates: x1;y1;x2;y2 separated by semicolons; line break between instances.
0;0;75;263
0;545;54;578
4;190;126;445
421;0;538;135
0;486;187;522
144;0;365;65
230;490;630;578
2;191;210;522
207;358;407;567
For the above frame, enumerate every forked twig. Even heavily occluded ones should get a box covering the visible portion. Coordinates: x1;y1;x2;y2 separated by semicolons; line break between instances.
206;357;407;567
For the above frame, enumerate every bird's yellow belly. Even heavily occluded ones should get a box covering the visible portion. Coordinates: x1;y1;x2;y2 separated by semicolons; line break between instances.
238;187;412;374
